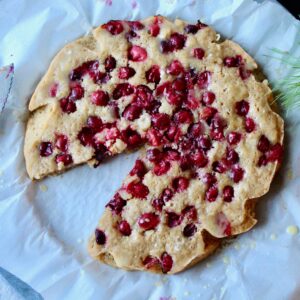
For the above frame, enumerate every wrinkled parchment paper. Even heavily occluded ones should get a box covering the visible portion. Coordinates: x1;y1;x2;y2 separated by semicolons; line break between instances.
0;0;300;299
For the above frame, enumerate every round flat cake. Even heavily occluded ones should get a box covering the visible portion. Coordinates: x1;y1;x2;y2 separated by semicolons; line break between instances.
24;16;284;274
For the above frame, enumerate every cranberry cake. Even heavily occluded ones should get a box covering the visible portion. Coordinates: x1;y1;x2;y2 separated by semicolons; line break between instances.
24;16;284;274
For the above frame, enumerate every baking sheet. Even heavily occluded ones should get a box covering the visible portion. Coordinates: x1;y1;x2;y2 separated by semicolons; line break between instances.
0;0;300;299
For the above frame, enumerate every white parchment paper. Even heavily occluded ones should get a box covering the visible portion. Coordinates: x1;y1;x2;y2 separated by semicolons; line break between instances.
0;0;300;299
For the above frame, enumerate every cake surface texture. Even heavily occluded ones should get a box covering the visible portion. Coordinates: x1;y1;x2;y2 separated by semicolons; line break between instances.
24;16;284;274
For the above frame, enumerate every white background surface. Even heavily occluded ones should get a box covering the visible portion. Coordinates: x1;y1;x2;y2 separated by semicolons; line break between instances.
0;0;300;299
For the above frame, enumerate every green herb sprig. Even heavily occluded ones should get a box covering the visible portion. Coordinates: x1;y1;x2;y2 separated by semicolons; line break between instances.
267;48;300;111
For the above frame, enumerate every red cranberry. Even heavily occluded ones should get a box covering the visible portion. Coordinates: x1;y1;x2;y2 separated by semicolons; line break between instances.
161;188;174;202
122;104;142;121
91;90;109;106
153;161;171;176
55;153;73;166
160;40;173;53
180;137;194;151
135;85;154;108
225;148;239;165
167;91;185;106
147;128;163;146
239;66;251;80
149;22;160;36
94;144;109;165
39;142;53;157
160;252;173;273
266;143;283;163
112;83;134;100
257;135;270;152
192;150;208;168
193;48;205;59
189;122;204;137
128;45;147;62
217;213;232;236
146;148;163;163
102;20;124;35
223;55;243;67
166;211;182;228
118;67;136;79
185;21;207;33
127;21;144;30
229;165;244;183
69;60;99;81
235;100;249;116
212;161;227;173
186;93;200;110
174;109;193;124
95;229;106;245
205;185;218;202
211;115;227;129
183;223;197;237
118;220;131;236
138;213;160;230
145;65;161;84
49;83;58;97
60;98;76;114
182;205;197;221
223;185;234;202
198;71;211;89
244;117;256;133
184;24;199;34
210;128;224;141
87;116;103;132
170;32;186;50
78;127;94;146
143;256;160;269
104;56;116;72
172;177;189;192
258;155;268;167
69;84;84;101
126;181;149;199
200;107;218;121
152;198;165;212
129;159;147;178
180;155;192;171
172;78;187;92
152;113;171;131
202;173;217;186
164;148;180;161
106;193;127;215
202;91;215;105
197;135;212;151
167;125;182;142
227;132;242;145
155;81;171;96
55;134;68;152
166;60;184;76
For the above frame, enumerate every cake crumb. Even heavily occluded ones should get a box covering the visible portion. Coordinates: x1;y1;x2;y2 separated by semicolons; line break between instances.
270;233;277;240
286;225;299;235
39;184;48;192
